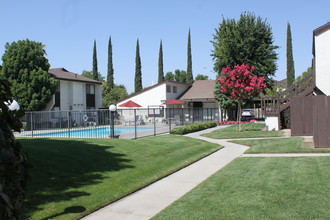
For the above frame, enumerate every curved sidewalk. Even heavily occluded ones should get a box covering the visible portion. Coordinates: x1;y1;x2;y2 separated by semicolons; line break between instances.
81;126;249;220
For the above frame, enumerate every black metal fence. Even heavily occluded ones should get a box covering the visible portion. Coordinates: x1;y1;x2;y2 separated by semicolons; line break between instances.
15;108;220;139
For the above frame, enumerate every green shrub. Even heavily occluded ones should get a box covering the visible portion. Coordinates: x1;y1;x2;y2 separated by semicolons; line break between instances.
0;78;28;219
170;121;217;135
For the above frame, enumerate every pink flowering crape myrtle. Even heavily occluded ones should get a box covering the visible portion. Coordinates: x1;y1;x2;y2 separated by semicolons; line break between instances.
217;64;266;101
217;64;266;131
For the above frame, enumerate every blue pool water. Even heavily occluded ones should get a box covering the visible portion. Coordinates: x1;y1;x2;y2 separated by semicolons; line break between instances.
32;127;154;138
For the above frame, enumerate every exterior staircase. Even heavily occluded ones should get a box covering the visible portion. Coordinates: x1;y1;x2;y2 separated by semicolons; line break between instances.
261;73;315;128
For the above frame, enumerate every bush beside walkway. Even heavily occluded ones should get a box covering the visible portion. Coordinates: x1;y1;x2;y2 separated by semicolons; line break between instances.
170;121;217;135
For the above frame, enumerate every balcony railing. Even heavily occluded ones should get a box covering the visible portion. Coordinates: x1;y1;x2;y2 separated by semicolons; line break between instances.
261;73;315;116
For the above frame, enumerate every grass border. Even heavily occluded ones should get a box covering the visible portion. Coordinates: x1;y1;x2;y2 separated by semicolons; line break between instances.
230;137;330;154
78;138;224;218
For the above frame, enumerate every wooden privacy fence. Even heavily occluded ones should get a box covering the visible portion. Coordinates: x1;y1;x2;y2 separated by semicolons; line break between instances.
313;96;330;148
291;95;330;148
290;95;313;136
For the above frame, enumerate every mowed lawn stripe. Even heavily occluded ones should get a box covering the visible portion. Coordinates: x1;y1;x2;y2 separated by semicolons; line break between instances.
153;157;330;220
20;135;221;220
202;123;282;139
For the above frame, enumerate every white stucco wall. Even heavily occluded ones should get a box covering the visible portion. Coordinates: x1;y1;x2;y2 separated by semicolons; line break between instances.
117;82;190;109
44;96;55;111
72;81;85;110
95;84;102;109
60;81;71;110
265;116;279;131
165;83;189;100
117;84;166;108
315;30;330;95
50;80;102;111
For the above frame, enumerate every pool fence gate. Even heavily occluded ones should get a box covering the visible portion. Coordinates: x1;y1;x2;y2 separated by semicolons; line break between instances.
15;108;220;139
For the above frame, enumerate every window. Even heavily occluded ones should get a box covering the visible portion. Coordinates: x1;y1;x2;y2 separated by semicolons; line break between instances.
173;86;177;93
86;84;95;107
54;81;60;107
86;84;95;94
166;85;171;93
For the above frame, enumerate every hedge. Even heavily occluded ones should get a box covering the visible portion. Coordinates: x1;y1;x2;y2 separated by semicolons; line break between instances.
170;121;217;135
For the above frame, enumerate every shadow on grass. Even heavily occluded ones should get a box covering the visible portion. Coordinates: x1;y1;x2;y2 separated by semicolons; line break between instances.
20;138;133;219
41;206;86;220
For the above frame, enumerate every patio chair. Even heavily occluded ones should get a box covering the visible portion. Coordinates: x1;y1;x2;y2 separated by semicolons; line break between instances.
119;115;129;126
135;115;144;125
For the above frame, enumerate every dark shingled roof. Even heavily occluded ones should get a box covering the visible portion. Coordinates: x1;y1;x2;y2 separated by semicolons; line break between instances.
313;22;330;36
48;68;102;84
180;80;216;101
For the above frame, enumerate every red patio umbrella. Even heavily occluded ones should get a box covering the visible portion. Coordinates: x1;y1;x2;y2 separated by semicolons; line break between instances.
118;100;142;125
162;99;185;105
119;100;142;108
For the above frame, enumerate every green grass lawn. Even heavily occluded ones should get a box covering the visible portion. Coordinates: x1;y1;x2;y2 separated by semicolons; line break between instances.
201;123;282;139
20;135;221;220
232;137;330;153
153;157;330;220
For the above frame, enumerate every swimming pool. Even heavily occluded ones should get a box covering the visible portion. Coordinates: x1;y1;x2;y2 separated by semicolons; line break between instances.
31;127;154;138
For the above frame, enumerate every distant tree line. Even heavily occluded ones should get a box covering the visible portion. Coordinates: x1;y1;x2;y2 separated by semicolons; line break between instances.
85;29;200;106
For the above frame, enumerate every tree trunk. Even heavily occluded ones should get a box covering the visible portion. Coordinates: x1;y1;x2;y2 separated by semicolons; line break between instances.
237;102;242;131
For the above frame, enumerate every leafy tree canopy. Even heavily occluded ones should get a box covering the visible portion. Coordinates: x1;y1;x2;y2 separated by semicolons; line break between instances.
174;69;188;83
101;83;128;107
0;77;28;219
295;67;312;83
217;64;266;130
164;72;174;81
1;39;57;111
195;74;209;80
165;69;190;83
264;85;281;96
217;64;266;101
212;12;278;84
81;70;105;82
212;12;278;108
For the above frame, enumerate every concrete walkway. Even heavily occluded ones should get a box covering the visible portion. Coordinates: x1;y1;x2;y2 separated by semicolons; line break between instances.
242;153;330;157
81;126;249;220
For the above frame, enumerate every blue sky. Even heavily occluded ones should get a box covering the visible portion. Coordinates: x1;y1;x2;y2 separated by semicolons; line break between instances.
0;0;329;93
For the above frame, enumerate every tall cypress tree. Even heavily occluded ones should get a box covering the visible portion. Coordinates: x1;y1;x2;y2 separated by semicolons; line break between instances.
107;36;114;89
286;22;295;88
186;29;193;84
158;40;164;83
135;39;142;93
92;40;98;81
